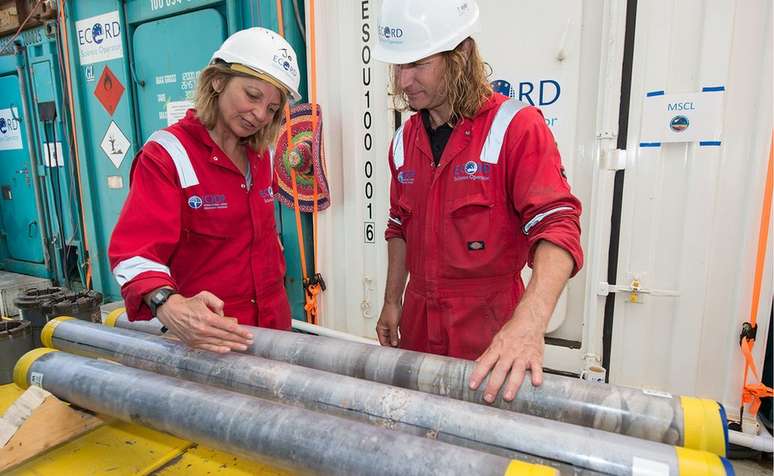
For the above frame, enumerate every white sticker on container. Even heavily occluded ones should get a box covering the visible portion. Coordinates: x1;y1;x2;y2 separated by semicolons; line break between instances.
75;11;124;65
107;175;124;189
0;107;23;150
30;372;44;387
642;388;673;399
42;141;64;167
640;89;724;143
166;100;194;126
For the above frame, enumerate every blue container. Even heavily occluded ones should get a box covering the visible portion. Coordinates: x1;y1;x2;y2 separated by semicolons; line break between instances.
63;0;313;320
0;26;87;284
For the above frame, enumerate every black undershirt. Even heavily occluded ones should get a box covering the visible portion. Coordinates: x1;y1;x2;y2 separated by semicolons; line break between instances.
421;109;453;167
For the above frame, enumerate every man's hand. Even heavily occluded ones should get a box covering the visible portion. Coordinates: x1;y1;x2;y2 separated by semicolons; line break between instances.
376;302;402;347
378;238;408;347
155;291;254;353
468;302;546;403
468;240;575;403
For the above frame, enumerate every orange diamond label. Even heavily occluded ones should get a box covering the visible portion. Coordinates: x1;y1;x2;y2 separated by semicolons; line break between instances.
94;66;124;116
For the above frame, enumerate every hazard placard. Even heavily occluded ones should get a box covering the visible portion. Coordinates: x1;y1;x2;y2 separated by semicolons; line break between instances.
100;121;131;168
94;66;125;116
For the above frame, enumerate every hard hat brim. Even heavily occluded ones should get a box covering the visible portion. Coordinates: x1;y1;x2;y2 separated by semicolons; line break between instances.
210;32;302;103
227;63;302;103
373;32;477;65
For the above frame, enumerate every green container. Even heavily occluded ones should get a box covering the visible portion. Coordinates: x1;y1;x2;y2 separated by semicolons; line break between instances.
64;0;313;320
0;26;88;286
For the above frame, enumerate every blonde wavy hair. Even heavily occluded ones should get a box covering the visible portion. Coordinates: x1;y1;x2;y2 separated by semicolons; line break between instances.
194;62;288;152
390;38;493;122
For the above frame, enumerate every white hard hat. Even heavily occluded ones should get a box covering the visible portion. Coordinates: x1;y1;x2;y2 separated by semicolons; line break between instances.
373;0;480;64
211;27;302;102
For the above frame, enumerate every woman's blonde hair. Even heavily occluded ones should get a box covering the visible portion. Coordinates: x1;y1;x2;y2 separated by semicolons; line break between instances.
194;62;288;152
390;38;493;122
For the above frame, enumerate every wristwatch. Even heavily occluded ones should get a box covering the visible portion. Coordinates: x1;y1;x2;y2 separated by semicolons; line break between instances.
149;288;178;317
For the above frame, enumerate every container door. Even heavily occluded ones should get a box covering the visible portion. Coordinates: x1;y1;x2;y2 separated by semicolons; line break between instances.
608;0;772;415
0;73;45;265
131;8;226;141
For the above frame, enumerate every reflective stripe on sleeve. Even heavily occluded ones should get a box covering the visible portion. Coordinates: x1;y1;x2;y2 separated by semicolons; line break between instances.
522;206;574;235
480;99;528;164
392;123;406;169
113;256;171;286
146;130;200;188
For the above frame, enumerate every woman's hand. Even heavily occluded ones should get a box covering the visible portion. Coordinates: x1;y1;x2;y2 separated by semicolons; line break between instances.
155;291;254;353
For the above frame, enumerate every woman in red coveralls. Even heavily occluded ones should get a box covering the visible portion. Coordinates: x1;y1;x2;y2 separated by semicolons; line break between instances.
109;28;300;352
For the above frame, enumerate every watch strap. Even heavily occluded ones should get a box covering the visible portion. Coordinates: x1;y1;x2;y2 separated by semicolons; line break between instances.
149;288;177;317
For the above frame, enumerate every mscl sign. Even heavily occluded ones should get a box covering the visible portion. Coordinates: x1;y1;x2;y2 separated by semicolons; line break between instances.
76;11;124;65
640;88;725;144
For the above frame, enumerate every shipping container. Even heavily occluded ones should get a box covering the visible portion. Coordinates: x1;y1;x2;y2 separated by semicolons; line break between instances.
311;0;772;426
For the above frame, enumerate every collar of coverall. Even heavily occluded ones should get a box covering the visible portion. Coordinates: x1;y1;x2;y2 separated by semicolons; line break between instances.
425;93;504;127
177;109;262;172
418;93;505;133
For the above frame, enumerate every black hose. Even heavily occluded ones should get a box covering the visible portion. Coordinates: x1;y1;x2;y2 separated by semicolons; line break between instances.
41;116;68;285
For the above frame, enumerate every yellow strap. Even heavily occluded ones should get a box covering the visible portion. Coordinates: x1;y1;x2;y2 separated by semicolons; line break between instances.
41;316;76;349
739;134;774;417
228;63;289;97
503;460;559;476
675;447;728;476
13;348;58;389
309;0;322;326
276;0;326;326
680;396;726;456
103;307;126;327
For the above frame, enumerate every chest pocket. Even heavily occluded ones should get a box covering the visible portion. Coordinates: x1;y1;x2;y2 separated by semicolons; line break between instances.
444;192;493;256
184;206;239;240
438;99;528;278
181;181;252;242
443;188;522;278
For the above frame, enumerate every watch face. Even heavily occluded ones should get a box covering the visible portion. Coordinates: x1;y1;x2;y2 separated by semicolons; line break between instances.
153;290;166;302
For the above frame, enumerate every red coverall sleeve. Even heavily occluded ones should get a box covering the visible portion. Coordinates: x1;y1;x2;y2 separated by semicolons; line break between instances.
505;106;584;275
108;144;183;321
384;139;406;241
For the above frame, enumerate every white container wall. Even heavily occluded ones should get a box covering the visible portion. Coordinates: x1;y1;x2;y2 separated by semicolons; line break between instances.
476;0;630;374
309;0;772;418
310;0;393;339
610;0;772;422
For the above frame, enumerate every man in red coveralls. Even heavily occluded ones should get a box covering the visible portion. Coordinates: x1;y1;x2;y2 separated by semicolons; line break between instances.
373;0;584;403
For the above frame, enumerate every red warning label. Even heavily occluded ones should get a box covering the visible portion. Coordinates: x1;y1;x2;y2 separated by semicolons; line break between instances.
94;65;125;116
